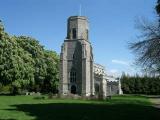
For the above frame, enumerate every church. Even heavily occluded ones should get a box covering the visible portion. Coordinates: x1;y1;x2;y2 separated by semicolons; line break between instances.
59;16;122;97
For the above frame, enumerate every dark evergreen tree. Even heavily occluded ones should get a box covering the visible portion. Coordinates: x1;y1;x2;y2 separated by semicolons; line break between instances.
121;73;160;95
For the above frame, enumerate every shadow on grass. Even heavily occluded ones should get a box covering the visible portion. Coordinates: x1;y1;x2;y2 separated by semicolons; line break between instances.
0;93;13;96
147;96;160;99
0;119;16;120
7;102;160;120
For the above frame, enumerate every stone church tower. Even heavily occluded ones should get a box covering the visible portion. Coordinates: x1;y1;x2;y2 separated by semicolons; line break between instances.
59;16;94;96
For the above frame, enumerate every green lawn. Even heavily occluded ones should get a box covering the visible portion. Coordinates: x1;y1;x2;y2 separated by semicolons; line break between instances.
0;95;159;120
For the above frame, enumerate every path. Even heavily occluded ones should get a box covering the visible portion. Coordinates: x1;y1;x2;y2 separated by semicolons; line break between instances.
149;96;160;109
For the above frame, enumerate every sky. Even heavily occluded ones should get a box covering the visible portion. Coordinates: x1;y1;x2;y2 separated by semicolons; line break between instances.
0;0;157;76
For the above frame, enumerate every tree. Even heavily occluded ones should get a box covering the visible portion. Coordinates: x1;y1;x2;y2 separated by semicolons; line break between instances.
0;20;4;39
12;36;60;93
15;36;47;91
0;33;35;93
42;50;59;93
156;0;160;16
129;0;160;73
121;73;160;95
0;20;60;94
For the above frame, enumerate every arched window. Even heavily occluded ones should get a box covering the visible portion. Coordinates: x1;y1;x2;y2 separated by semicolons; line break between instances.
70;71;76;83
86;29;89;39
95;84;100;94
72;28;77;39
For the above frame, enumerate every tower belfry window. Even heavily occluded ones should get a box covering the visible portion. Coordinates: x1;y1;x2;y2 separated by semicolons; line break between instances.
70;71;76;83
72;28;77;39
86;29;89;40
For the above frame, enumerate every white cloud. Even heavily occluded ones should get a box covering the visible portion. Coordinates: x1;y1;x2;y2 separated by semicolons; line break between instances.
110;69;118;73
111;59;129;66
107;69;121;77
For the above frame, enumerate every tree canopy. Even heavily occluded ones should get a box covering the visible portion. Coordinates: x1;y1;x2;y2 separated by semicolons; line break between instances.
121;73;160;95
0;21;59;94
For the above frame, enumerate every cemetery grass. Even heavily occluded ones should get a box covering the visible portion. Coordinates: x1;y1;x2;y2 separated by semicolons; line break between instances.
0;95;159;120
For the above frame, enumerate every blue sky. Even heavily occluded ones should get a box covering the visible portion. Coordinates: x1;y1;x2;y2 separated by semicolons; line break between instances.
0;0;157;76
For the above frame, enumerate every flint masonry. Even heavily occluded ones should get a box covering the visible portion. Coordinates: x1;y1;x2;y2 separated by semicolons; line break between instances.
59;16;122;97
59;16;94;96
